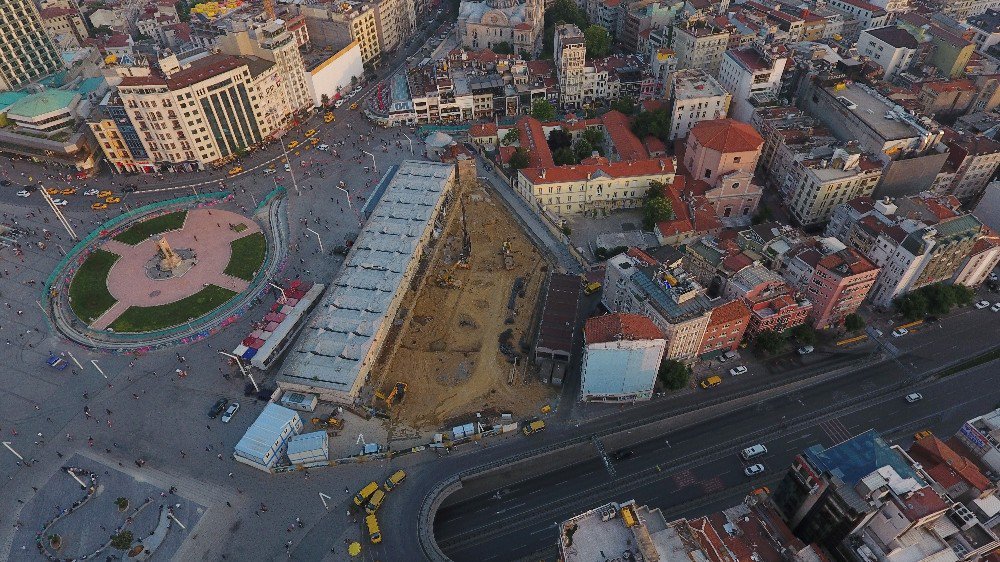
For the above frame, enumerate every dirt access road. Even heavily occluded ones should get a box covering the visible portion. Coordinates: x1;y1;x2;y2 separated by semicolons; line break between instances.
373;182;556;430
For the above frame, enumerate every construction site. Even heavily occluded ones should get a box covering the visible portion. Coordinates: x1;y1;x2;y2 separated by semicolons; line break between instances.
369;177;555;431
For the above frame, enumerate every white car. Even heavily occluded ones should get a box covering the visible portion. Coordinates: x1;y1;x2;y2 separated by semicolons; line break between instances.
976;300;991;309
16;190;30;197
263;168;276;176
905;393;923;403
729;365;748;376
83;189;99;196
744;463;765;477
892;328;908;337
221;402;240;423
317;144;330;151
992;302;1000;312
334;99;346;108
990;272;998;282
797;345;814;355
284;163;291;172
51;198;68;206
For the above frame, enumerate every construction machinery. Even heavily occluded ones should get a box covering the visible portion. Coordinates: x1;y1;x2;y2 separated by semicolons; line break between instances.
310;416;344;430
501;239;514;270
374;382;408;409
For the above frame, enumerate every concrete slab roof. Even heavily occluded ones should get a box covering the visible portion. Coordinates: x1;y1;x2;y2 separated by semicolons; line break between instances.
277;161;454;393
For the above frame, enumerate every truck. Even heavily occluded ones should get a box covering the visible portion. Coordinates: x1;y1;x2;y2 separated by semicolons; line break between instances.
583;281;602;295
366;514;382;544
522;420;546;436
353;482;379;507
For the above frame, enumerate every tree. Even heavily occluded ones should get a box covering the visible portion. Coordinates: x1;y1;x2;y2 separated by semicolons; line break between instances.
542;0;589;58
632;107;672;142
176;1;191;21
110;531;133;551
922;283;954;315
574;138;594;160
321;94;330;107
547;127;573;150
492;41;514;55
509;147;531;170
584;25;612;58
658;359;690;390
519;49;532;61
553;147;577;165
531;99;556;121
610;96;636;115
502;128;520;146
950;284;975;306
582;127;604;152
790;324;817;346
844;313;865;332
754;330;785;354
894;291;928;321
642;196;673;230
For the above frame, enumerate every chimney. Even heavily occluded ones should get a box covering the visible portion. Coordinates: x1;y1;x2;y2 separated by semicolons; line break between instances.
659;159;665;171
540;168;546;178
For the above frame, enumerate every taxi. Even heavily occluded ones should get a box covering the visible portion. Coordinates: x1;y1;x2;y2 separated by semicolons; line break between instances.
310;137;320;146
350;102;359;110
228;166;243;176
46;187;61;195
91;202;108;210
105;196;121;204
288;140;299;149
60;188;77;195
305;129;317;138
324;112;335;123
98;190;112;198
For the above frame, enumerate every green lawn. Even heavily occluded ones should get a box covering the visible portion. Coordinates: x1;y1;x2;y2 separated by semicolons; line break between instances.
69;249;120;323
109;284;237;333
224;232;266;281
113;211;188;245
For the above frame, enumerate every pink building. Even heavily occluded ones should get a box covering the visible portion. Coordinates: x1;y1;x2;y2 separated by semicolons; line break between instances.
680;119;765;225
808;249;879;329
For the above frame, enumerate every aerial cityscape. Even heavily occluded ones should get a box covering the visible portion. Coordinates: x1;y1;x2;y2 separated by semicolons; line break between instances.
2;0;1000;559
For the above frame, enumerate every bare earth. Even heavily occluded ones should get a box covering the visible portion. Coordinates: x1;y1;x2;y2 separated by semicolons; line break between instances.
374;183;555;429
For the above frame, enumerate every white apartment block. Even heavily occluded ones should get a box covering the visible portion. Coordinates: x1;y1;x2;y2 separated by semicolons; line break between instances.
673;24;730;74
555;24;586;110
219;23;314;116
826;0;891;36
857;27;918;81
967;9;1000;54
717;43;787;123
667;69;732;141
784;147;883;226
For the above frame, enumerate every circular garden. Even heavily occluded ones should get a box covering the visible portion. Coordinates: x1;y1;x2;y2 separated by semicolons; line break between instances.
66;208;267;333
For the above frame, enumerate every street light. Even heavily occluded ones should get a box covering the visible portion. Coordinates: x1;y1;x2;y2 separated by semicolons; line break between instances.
267;109;301;196
218;351;259;393
362;150;378;174
400;131;413;155
306;227;324;253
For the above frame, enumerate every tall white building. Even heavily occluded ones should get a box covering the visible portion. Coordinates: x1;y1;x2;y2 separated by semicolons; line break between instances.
857;26;918;81
580;313;665;402
555;23;586;110
667;69;732;140
717;43;787;123
0;0;64;90
673;23;730;74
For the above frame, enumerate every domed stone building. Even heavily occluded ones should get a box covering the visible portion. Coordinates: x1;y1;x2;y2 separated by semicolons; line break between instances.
457;0;544;57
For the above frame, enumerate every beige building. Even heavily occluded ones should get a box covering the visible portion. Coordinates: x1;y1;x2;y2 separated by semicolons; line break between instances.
667;70;732;141
555;24;586;110
673;23;730;74
0;0;64;90
219;22;314;116
105;53;285;171
299;0;414;66
457;0;545;57
785;146;883;226
38;6;89;49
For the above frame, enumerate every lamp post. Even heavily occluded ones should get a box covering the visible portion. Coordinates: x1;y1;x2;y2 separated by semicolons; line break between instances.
218;351;259;393
306;227;324;253
362;150;377;174
267;109;301;196
400;131;413;155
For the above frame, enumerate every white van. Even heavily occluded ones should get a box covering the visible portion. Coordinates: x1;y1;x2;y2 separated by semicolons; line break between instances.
741;444;767;460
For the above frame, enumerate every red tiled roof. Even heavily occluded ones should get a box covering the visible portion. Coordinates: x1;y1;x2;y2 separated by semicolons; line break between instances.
516;116;554;168
690;119;764;154
893;487;949;523
120;54;255;90
657;175;694;237
708;299;751;325
644;135;667;155
470;122;498;137
626;247;658;266
602;110;648;161
519;158;673;184
39;7;77;18
585;313;664;344
909;435;993;492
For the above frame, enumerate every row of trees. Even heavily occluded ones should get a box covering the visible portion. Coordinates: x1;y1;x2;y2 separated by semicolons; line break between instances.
894;282;975;321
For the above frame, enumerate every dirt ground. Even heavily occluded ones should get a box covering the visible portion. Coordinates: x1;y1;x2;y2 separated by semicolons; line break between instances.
374;182;555;429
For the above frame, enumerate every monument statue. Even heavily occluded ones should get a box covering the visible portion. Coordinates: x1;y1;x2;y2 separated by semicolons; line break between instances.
157;237;182;271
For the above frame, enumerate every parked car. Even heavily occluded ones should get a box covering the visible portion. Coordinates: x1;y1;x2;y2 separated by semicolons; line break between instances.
797;345;814;355
699;375;722;389
905;393;923;403
83;189;99;196
16;190;30;197
729;365;748;376
263;168;276;176
221;402;240;423
975;300;991;309
744;463;765;477
992;302;1000;313
51;198;68;206
892;328;908;337
334;99;346;108
208;398;229;418
46;355;68;371
0;179;10;186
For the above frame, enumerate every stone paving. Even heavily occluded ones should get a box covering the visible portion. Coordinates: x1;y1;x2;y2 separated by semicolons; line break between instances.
91;209;259;330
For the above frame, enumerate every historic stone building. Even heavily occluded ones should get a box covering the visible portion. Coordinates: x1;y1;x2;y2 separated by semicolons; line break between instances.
457;0;544;57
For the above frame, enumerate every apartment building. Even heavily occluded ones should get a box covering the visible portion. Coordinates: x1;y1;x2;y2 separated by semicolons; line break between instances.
782;240;880;329
38;6;89;49
826;0;890;38
968;9;1000;54
603;249;716;361
784;144;884;226
717;43;787;123
300;2;383;65
555;24;586;110
580;313;665;402
937;134;1000;203
723;264;813;337
667;69;732;141
954;407;1000;475
857;26;918;82
697;298;750;358
88;92;153;174
220;23;314;115
951;235;1000;288
672;23;730;74
0;0;65;90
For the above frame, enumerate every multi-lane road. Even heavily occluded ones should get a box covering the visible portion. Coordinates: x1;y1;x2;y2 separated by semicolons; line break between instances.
432;313;1000;561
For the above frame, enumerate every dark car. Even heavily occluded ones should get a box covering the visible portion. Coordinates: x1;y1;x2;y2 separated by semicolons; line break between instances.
123;184;138;193
610;449;634;461
208;398;229;418
0;179;11;186
924;315;939;323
